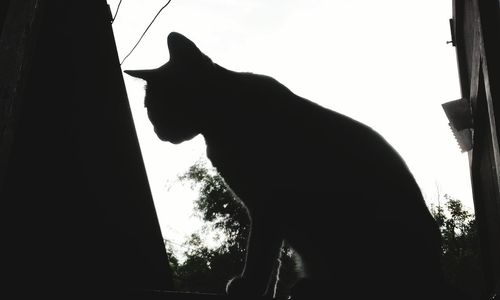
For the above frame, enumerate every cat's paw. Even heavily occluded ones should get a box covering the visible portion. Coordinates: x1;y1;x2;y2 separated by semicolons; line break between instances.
225;276;266;297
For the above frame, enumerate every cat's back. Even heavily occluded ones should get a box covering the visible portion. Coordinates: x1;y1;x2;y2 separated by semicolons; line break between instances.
208;70;415;190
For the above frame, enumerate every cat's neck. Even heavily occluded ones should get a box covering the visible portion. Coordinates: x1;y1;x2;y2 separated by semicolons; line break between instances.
200;64;258;137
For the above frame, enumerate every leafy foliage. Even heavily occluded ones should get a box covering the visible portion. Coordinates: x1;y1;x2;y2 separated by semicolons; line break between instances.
431;194;486;299
178;162;250;239
168;161;298;298
169;161;249;294
169;233;245;293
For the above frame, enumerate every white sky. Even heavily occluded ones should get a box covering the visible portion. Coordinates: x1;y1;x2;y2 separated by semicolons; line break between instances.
107;0;473;249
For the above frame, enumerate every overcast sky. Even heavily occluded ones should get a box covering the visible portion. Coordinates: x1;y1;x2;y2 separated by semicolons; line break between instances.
107;0;473;248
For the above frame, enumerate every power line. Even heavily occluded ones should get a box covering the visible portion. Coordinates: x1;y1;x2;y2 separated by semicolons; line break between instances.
111;0;123;24
120;0;173;65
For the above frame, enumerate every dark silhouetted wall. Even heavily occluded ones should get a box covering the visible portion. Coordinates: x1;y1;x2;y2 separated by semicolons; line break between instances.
0;0;173;296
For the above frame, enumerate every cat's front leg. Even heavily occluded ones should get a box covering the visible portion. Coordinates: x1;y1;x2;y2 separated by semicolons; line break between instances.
226;215;283;297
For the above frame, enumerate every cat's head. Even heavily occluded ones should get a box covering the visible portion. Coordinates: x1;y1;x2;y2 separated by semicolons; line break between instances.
124;32;214;144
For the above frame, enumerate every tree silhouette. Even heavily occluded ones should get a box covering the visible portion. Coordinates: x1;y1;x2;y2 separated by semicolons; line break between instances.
430;194;486;299
167;161;248;294
168;161;298;298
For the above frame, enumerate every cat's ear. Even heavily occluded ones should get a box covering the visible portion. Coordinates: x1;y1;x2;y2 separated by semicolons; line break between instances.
167;32;207;65
123;69;156;81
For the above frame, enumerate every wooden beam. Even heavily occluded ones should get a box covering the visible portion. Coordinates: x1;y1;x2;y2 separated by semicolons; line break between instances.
453;0;500;295
469;6;481;113
0;0;174;295
477;0;500;293
0;0;40;195
467;0;500;295
0;0;11;33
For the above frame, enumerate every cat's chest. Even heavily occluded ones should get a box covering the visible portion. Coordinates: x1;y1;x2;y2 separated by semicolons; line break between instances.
205;138;278;194
206;142;259;178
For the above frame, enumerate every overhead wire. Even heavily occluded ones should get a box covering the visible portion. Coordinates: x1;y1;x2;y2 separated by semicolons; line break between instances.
111;0;123;24
120;0;173;65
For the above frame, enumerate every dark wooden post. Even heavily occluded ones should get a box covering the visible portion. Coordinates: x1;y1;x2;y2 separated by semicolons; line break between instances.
476;0;500;296
0;0;173;296
447;0;500;298
0;0;40;198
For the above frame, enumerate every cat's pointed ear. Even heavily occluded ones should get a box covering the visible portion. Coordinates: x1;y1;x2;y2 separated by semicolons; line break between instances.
124;69;156;81
167;32;206;65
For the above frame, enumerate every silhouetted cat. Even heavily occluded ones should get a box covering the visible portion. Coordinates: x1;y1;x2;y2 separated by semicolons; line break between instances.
125;32;448;299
